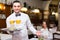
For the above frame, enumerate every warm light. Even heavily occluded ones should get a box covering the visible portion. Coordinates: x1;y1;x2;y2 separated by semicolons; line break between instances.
3;6;5;10
0;3;5;10
0;6;1;9
44;16;48;19
52;11;55;15
0;4;2;10
52;12;58;20
21;7;28;12
55;13;58;20
32;9;40;13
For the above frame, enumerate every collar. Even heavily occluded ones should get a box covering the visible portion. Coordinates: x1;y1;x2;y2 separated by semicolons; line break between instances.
14;12;21;17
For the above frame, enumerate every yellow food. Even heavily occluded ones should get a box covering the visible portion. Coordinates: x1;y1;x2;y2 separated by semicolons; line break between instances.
16;20;21;24
10;20;14;24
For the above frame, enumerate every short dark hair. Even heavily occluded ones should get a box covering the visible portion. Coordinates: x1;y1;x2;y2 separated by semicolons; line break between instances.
13;1;21;4
12;1;22;6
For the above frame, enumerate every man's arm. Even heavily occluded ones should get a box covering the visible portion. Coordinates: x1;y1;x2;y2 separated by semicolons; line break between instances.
26;15;37;34
26;15;40;35
6;18;11;33
6;18;11;28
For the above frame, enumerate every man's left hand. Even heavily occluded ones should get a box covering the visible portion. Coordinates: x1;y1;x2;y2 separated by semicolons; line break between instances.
36;31;41;37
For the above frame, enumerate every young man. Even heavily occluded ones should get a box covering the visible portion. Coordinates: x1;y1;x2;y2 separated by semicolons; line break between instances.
6;1;40;40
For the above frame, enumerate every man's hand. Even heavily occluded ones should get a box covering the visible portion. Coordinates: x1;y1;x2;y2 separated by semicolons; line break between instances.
36;31;41;37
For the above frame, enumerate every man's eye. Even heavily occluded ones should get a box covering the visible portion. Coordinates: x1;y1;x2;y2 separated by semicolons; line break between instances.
14;6;20;7
17;6;20;7
14;6;16;7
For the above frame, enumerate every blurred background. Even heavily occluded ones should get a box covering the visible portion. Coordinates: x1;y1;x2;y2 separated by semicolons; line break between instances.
0;0;59;29
0;0;60;40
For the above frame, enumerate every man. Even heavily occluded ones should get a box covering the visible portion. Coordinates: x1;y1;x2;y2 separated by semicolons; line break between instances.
6;1;40;40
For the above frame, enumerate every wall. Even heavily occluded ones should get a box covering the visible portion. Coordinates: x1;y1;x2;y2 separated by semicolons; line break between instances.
0;0;51;10
18;0;51;10
0;3;11;28
0;0;51;28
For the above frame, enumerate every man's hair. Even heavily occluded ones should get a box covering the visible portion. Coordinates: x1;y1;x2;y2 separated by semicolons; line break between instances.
12;1;22;6
13;1;21;4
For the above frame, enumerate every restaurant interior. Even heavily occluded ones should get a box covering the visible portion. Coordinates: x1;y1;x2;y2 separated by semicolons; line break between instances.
0;0;60;40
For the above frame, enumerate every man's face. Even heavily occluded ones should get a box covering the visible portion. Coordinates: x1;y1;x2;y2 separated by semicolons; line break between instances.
13;2;21;13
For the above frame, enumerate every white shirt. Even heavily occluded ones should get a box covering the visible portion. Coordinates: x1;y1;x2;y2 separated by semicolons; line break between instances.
6;12;37;40
40;28;49;37
40;28;52;40
40;28;49;40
